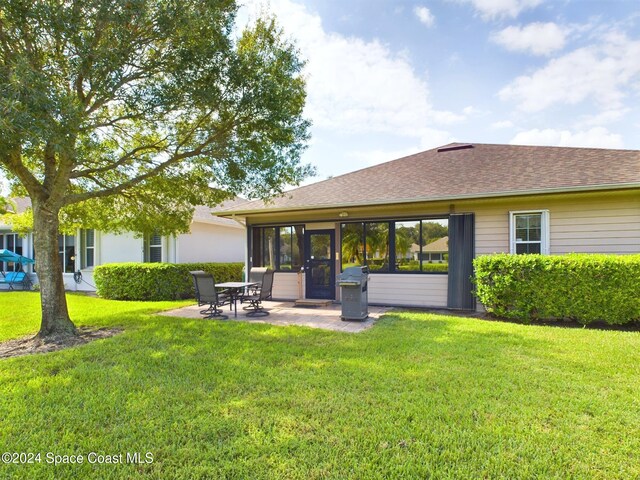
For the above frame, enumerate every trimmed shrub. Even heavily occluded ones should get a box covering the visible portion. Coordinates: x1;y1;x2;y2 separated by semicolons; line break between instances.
394;262;449;273
473;253;640;325
94;262;243;301
423;263;449;273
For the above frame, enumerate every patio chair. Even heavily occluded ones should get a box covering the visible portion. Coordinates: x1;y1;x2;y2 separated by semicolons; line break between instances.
243;267;268;297
242;269;274;317
189;270;231;320
0;267;31;290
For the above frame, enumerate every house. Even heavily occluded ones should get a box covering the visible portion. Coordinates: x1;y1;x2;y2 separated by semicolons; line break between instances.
410;236;448;263
0;198;247;291
218;143;640;310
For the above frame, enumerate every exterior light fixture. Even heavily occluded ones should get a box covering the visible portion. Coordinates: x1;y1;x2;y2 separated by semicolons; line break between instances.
338;211;348;218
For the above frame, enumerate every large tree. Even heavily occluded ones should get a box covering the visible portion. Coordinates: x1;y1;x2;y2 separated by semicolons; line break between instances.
0;0;312;342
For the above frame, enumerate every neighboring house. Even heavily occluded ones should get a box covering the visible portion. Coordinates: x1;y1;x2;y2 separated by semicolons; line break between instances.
410;236;448;263
219;143;640;310
0;198;247;291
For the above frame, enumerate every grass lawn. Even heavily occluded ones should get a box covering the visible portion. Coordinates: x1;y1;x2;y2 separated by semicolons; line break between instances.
1;292;639;479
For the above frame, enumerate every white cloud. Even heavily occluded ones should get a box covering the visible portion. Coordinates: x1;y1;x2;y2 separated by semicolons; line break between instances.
510;127;624;149
240;0;460;138
457;0;543;20
348;147;421;167
414;6;435;27
499;33;640;112
491;120;514;129
463;105;481;115
348;129;456;167
491;22;567;56
431;110;466;124
575;108;631;128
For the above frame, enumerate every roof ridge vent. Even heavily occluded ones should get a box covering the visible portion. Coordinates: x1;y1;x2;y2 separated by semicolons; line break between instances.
437;144;474;152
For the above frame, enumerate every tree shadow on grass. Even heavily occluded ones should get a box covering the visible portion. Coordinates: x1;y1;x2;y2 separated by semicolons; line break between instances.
0;327;123;359
400;305;640;332
1;309;638;478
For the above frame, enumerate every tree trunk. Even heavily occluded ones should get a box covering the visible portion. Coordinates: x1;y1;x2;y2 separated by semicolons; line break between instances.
33;203;77;341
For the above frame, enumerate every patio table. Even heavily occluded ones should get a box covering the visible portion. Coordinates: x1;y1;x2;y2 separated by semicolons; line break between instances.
215;281;259;317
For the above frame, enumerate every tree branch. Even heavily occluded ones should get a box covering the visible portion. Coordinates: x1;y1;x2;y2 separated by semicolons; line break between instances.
70;141;167;179
81;112;146;132
0;145;45;201
63;127;230;206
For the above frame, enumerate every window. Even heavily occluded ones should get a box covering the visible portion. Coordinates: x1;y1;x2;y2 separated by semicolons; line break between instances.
342;218;448;273
365;222;389;272
253;225;303;271
1;233;24;272
81;229;95;268
394;221;419;272
144;233;163;263
341;223;364;270
253;227;276;269
510;210;549;255
278;226;303;271
58;234;76;273
341;222;389;271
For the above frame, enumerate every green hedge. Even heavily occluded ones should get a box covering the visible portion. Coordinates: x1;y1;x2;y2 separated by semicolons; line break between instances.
473;254;640;325
94;262;244;301
396;262;448;273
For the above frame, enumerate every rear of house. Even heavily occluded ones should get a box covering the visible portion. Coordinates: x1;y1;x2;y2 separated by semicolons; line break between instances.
219;143;640;310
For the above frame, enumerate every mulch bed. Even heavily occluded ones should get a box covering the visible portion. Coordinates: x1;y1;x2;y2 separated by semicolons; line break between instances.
0;327;123;360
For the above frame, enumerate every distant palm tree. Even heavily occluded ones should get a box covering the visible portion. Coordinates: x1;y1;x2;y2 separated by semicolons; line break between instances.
341;224;363;265
395;230;412;262
365;223;389;270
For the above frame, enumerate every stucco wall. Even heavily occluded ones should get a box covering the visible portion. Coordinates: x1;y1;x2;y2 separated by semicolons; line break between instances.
177;222;245;263
100;232;143;263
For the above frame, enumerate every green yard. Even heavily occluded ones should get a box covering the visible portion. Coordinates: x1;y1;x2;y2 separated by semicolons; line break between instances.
1;292;639;479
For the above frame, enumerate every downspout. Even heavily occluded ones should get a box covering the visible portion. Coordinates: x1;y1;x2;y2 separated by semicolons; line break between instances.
173;234;179;264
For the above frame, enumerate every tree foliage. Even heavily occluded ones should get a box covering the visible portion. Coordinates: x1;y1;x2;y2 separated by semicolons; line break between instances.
0;0;313;339
0;196;14;215
0;0;313;234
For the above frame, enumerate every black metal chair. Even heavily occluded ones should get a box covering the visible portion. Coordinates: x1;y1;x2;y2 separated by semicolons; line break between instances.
242;269;274;317
190;271;231;319
243;267;268;297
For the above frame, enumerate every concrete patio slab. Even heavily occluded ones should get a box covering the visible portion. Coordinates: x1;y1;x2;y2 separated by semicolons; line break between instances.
159;301;391;333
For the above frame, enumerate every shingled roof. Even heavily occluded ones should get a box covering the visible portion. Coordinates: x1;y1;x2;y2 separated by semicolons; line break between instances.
1;197;248;229
193;197;248;227
220;143;640;215
411;236;449;253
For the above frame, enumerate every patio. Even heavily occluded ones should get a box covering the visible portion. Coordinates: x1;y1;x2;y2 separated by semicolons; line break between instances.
159;301;391;333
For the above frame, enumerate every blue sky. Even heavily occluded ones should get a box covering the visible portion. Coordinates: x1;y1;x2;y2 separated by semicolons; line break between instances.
239;0;640;182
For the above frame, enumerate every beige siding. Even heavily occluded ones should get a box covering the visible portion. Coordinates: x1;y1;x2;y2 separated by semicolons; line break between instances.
368;274;448;307
472;191;640;255
474;205;510;255
272;272;301;300
246;189;639;307
550;197;640;254
270;271;448;307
